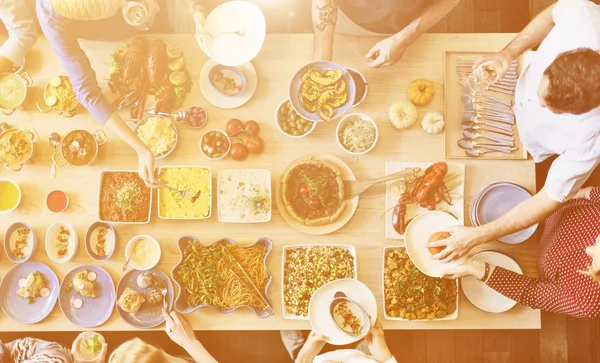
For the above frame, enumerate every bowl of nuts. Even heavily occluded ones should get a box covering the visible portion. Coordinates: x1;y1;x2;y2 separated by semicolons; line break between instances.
276;99;316;139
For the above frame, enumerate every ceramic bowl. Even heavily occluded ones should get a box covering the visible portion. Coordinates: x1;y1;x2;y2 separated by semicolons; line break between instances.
125;235;161;271
4;222;36;263
335;113;378;156
275;98;317;139
0;178;21;213
45;222;78;264
85;222;116;261
208;64;247;96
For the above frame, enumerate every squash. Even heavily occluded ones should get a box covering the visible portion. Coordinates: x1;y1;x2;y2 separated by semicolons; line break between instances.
407;79;435;106
421;112;445;134
389;100;418;130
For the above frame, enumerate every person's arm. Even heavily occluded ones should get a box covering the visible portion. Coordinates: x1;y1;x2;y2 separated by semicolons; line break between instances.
163;309;217;363
295;331;327;363
446;261;600;319
365;0;459;68
311;0;338;61
0;0;38;73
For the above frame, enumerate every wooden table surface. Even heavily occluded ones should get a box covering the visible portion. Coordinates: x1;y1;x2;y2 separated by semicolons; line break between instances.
0;33;540;331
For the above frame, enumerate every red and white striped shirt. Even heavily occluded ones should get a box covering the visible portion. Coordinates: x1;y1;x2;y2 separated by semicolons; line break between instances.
486;187;600;318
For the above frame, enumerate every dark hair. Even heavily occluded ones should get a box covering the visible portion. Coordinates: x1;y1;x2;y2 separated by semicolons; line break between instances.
543;48;600;115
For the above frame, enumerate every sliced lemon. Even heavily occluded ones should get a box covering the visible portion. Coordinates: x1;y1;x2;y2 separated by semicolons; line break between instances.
46;95;58;107
114;43;128;58
169;71;188;87
166;44;183;59
168;57;185;72
49;76;62;88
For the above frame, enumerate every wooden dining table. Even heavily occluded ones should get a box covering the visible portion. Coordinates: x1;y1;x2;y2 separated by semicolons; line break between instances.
0;33;540;331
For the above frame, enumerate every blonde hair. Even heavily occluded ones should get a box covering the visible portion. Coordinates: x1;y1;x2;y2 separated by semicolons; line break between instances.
109;338;189;363
50;0;126;20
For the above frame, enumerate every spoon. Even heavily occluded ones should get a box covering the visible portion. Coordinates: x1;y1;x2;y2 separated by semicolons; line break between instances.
463;128;514;145
458;138;515;153
161;288;169;311
461;121;513;136
122;251;135;273
466;146;518;157
211;28;246;37
49;133;61;179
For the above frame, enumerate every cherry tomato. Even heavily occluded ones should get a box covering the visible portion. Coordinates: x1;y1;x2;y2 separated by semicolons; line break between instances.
226;118;244;136
230;143;249;161
203;134;213;145
221;139;230;150
299;186;309;196
307;200;318;209
244;120;260;136
245;135;264;154
202;144;210;152
214;139;223;148
206;146;215;156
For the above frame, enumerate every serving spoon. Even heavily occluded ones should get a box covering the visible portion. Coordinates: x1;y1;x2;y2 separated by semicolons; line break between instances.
343;168;421;200
49;133;61;179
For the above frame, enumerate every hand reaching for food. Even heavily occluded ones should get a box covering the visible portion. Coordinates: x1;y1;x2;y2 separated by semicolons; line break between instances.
163;309;198;350
427;226;484;263
365;34;407;68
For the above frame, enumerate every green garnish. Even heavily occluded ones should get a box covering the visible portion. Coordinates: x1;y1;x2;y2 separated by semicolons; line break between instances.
83;335;102;355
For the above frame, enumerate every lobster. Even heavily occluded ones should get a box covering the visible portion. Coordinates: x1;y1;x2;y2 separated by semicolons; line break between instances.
392;162;453;234
122;37;149;84
148;40;168;88
154;80;176;114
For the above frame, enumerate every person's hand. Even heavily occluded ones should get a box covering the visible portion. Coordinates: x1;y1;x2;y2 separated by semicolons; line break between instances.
472;50;514;83
364;320;392;363
193;11;211;42
427;226;485;263
295;331;327;363
365;34;407;68
137;147;157;187
163;309;198;351
568;187;593;201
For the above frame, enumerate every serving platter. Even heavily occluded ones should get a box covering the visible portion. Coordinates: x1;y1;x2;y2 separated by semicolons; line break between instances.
382;246;458;321
116;267;174;329
275;154;359;235
97;170;153;225
385;161;465;240
157;166;212;220
281;244;358;320
217;169;272;223
171;236;273;318
0;261;59;324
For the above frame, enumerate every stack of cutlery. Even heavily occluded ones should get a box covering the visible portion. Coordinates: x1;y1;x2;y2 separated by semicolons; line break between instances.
455;58;519;157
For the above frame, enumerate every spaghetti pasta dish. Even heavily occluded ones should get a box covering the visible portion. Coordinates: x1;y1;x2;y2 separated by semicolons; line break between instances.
172;241;270;311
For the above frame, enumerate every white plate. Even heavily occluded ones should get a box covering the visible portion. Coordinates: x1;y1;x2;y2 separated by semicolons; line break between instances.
200;1;266;66
385;162;465;239
217;169;271;223
404;211;465;277
157;166;212;220
45;222;78;264
200;59;257;109
281;245;358;320
308;279;376;346
381;246;458;321
461;251;522;313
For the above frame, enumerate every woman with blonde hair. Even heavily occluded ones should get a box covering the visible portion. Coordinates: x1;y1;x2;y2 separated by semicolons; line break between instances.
109;309;218;363
443;186;600;319
36;0;209;185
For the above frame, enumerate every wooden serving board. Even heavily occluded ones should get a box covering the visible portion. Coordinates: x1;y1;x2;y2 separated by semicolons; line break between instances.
443;51;528;160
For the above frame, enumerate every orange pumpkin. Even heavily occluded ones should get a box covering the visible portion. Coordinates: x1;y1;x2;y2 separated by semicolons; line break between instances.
407;79;435;106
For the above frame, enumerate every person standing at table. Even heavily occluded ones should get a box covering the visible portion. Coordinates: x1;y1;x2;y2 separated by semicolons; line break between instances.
36;0;210;185
427;0;600;262
442;187;600;318
0;0;37;74
311;0;460;67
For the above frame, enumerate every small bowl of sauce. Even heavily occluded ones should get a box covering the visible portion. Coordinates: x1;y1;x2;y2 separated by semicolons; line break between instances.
125;235;161;271
0;178;21;213
46;190;69;213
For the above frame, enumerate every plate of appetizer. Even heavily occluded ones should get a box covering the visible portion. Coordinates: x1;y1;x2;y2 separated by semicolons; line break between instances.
276;154;359;235
0;261;59;323
59;266;116;328
200;60;257;109
98;171;152;224
282;245;357;320
158;166;212;220
218;169;271;223
172;236;273;318
85;222;116;260
45;222;77;263
382;247;458;321
4;222;36;263
385;161;465;239
116;268;174;329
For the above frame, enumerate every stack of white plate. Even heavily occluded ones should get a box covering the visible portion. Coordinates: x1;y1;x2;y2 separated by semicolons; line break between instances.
470;181;537;244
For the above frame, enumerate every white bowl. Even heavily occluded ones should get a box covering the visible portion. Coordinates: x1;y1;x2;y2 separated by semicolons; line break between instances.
275;98;317;139
45;222;78;263
335;113;378;156
199;129;231;160
0;178;21;213
125;235;161;271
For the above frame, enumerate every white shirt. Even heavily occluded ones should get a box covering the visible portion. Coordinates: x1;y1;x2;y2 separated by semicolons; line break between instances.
314;349;398;363
515;0;600;202
0;0;37;66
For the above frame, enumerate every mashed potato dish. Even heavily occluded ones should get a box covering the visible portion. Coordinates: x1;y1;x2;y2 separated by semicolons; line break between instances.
159;167;211;219
136;116;177;157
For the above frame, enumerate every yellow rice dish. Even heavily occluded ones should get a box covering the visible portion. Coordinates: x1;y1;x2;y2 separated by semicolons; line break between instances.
136;116;177;157
159;167;211;219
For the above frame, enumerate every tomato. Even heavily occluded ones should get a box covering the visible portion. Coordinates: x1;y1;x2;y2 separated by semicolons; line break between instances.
307;200;318;209
427;231;450;255
226;118;244;136
221;139;230;150
244;120;260;136
206;146;215;156
203;134;213;144
299;186;309;196
245;135;264;154
230;143;249;161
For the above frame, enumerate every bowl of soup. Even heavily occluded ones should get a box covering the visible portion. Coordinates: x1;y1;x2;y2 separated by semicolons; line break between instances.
60;129;107;166
0;124;38;171
0;72;32;115
0;178;21;213
125;235;161;271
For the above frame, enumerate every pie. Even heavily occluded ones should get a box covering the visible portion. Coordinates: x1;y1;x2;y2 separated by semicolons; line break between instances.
282;159;346;226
